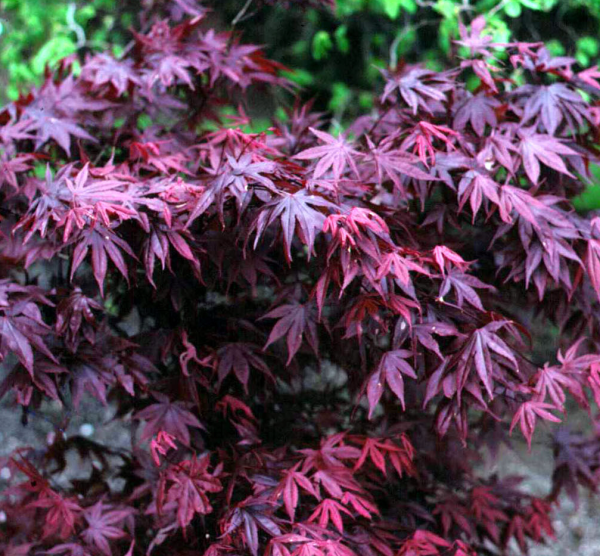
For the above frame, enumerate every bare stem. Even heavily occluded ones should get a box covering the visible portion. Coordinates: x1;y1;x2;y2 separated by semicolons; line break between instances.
232;0;254;27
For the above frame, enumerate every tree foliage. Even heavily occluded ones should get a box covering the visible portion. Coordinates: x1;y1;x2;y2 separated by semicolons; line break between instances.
3;3;600;556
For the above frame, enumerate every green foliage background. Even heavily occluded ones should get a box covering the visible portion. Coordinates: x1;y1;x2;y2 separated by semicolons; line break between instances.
223;0;600;116
0;0;128;102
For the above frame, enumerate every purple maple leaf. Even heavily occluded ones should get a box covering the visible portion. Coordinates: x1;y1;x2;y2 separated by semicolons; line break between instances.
135;392;204;445
366;349;417;416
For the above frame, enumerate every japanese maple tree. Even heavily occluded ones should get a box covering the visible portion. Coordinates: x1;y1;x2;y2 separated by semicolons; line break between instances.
3;3;600;556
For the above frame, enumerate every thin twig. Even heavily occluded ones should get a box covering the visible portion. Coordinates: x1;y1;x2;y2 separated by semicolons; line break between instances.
523;8;541;42
389;19;439;70
389;34;403;71
488;0;510;19
66;3;86;49
227;0;257;51
556;2;579;49
232;0;254;27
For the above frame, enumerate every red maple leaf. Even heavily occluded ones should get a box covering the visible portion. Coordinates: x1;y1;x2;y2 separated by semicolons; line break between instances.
294;127;360;182
274;463;319;521
28;492;82;540
509;401;561;449
160;454;222;529
80;500;134;556
366;349;417;416
135;392;204;445
307;499;352;533
262;301;319;364
250;190;333;262
518;130;576;184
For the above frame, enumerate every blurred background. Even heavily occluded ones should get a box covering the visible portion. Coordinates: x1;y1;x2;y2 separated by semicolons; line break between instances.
2;0;600;110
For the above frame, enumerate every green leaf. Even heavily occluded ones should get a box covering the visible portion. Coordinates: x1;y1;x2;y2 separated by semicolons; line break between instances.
291;40;308;57
401;0;418;14
378;0;402;19
546;39;566;57
275;107;289;122
573;185;600;211
334;25;350;54
366;58;386;81
504;0;522;17
281;68;314;87
336;0;365;16
433;0;458;19
33;163;47;179
359;91;374;109
393;28;417;57
577;36;599;56
438;16;457;55
518;0;559;11
487;16;511;45
328;82;352;112
573;165;600;211
247;118;271;134
466;74;481;92
577;52;591;67
137;114;153;131
312;31;333;61
32;36;77;75
424;50;444;72
78;5;97;22
580;90;592;103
